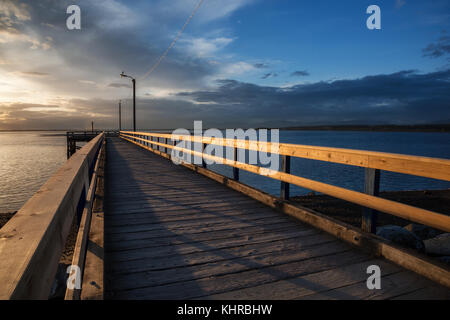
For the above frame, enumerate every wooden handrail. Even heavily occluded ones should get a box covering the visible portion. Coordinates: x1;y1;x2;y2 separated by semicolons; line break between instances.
121;130;450;181
65;139;105;300
120;131;450;233
0;132;105;299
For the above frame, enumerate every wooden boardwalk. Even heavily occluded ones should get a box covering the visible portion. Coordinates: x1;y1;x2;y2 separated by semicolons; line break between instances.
103;138;450;300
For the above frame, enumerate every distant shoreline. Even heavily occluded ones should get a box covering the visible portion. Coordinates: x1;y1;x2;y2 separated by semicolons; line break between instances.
1;124;450;133
278;124;450;132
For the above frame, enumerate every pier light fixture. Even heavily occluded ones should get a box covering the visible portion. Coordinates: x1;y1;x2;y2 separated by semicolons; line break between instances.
120;71;136;131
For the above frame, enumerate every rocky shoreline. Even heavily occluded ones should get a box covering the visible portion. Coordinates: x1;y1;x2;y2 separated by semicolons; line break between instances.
291;189;450;265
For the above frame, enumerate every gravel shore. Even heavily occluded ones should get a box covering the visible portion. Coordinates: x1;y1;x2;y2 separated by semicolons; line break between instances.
291;189;450;229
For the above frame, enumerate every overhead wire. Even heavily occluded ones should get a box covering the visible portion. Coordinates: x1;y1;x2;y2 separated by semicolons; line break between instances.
139;0;205;81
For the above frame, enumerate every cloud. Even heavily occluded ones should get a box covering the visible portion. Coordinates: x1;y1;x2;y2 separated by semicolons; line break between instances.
2;69;449;130
254;63;268;69
171;69;450;127
108;83;131;88
180;37;234;57
261;72;277;79
423;33;450;60
17;71;50;77
290;70;310;77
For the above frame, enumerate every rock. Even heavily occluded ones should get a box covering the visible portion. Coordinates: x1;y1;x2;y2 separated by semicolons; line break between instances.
404;223;440;240
424;233;450;256
376;225;425;252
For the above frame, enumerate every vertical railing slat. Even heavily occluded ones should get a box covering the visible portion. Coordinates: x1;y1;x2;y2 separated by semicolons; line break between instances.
362;168;381;233
280;155;291;200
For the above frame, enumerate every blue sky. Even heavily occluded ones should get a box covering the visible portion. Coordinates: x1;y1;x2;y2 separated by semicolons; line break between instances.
0;0;449;129
211;0;450;85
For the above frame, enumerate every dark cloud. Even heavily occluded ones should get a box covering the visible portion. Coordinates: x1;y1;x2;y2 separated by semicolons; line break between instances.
108;83;131;88
423;33;450;60
0;0;219;98
261;72;277;79
172;69;450;127
2;69;449;130
254;63;268;69
290;70;309;77
19;71;49;77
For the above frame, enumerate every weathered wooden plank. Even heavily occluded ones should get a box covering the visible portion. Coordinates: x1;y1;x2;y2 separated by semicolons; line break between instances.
106;212;292;235
105;206;272;226
0;133;104;300
106;192;250;204
107;228;320;262
107;241;353;292
108;250;369;299
392;285;450;300
65;140;105;300
299;270;450;300
201;259;401;300
106;196;255;212
106;211;290;234
80;140;106;300
106;219;297;243
107;234;338;275
106;200;264;215
106;224;309;252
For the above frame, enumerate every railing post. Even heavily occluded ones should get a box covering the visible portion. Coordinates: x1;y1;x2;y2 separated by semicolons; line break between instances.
202;143;207;168
280;155;291;200
362;168;380;233
233;147;239;181
164;138;167;154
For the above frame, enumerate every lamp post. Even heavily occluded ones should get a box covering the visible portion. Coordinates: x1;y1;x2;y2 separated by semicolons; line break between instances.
120;71;136;132
119;100;122;131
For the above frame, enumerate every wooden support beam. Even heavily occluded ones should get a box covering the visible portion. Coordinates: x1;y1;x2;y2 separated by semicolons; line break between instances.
202;143;207;168
362;168;380;233
280;155;291;200
233;147;239;181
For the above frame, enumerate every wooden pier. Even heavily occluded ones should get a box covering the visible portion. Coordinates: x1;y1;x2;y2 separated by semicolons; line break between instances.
0;131;449;300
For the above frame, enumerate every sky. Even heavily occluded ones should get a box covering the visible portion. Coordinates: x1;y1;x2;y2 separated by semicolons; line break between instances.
0;0;449;130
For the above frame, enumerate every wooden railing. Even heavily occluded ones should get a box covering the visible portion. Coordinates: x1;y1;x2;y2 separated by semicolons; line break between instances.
0;132;105;299
120;131;450;234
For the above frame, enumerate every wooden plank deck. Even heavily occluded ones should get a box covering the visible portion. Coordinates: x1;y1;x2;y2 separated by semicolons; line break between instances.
103;137;450;300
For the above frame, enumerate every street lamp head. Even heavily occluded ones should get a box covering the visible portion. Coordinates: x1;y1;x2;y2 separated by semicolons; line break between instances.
120;71;134;80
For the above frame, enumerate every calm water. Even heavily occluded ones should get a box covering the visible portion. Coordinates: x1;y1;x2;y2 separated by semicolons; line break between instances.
1;130;450;213
0;132;66;212
207;131;450;197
